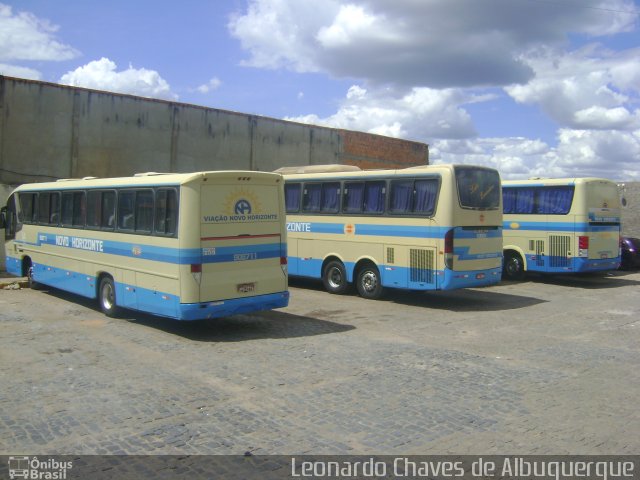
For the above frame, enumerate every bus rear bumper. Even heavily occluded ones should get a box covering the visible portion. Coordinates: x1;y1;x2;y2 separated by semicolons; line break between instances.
178;291;290;320
524;255;621;273
441;266;503;289
572;257;620;272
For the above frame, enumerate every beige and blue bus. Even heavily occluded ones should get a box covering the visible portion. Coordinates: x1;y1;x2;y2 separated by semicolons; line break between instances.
501;177;621;280
277;164;503;299
0;171;289;319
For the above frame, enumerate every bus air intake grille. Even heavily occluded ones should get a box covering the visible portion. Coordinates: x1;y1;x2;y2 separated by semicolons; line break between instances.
549;235;571;267
387;247;395;264
410;248;435;284
535;240;545;267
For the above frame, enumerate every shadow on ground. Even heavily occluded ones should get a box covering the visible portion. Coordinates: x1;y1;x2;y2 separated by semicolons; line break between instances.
42;287;355;342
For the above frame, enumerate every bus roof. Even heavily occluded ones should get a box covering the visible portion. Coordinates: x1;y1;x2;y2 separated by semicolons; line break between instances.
502;177;616;187
11;170;282;191
278;163;484;181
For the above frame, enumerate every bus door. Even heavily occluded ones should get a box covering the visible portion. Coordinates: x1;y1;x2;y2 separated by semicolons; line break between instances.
199;181;286;302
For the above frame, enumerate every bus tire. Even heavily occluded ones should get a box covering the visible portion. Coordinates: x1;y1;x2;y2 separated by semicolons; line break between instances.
503;251;525;281
27;264;41;290
98;276;120;317
356;264;384;300
322;260;350;295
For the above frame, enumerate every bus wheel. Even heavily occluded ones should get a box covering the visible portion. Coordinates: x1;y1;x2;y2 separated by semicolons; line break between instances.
503;252;525;281
356;264;384;300
98;276;120;317
27;265;41;290
322;260;349;294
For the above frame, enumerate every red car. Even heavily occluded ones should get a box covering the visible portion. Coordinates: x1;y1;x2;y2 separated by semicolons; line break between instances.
620;237;640;270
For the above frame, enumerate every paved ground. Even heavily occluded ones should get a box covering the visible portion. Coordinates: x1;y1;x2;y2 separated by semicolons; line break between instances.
1;271;639;456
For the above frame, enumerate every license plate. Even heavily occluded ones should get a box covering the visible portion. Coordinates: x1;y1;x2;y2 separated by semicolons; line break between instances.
237;282;255;293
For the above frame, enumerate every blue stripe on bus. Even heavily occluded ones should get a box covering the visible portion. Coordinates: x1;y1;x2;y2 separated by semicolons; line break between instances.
21;260;289;320
503;221;620;232
354;224;450;238
15;233;284;265
5;256;22;276
287;222;501;239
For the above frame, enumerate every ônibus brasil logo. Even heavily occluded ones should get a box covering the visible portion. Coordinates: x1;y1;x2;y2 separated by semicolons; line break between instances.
7;456;72;479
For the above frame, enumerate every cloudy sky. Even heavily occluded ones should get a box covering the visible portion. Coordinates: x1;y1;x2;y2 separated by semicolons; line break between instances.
1;0;639;180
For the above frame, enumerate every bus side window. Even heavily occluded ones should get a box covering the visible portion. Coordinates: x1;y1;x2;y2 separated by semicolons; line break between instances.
284;183;301;213
3;194;18;239
18;193;36;224
102;191;116;229
155;188;178;236
37;192;51;224
320;182;340;213
135;189;154;234
363;181;386;214
343;182;364;213
61;191;86;228
303;184;322;213
118;190;135;231
50;192;60;225
389;179;414;214
86;190;101;228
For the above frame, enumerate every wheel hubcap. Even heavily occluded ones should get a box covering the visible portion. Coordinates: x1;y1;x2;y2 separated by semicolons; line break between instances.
328;267;343;288
361;271;377;292
102;283;114;310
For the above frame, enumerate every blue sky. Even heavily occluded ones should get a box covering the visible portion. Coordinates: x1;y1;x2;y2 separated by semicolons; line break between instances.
1;0;639;180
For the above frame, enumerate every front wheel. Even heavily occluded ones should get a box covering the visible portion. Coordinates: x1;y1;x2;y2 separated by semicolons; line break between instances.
322;260;350;294
27;264;41;290
503;252;525;281
356;264;384;300
98;276;120;317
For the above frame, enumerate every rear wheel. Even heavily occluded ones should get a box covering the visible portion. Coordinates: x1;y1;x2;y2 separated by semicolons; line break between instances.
503;251;525;280
322;260;350;294
98;276;120;317
356;264;384;300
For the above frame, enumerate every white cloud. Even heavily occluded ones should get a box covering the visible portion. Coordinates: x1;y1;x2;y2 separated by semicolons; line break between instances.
59;58;177;100
431;131;640;181
196;77;222;94
230;0;638;88
286;84;479;140
0;3;79;62
505;44;640;130
0;63;42;80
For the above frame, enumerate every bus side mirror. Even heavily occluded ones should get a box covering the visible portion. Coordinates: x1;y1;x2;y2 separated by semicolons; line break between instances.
0;207;6;229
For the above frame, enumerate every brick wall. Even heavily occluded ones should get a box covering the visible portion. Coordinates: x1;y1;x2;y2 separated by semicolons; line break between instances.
339;130;428;169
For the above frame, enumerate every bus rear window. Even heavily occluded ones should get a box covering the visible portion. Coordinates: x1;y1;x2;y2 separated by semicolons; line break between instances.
455;167;500;210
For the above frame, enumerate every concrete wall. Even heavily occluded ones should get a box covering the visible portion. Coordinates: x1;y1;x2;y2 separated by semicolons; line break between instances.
0;76;427;185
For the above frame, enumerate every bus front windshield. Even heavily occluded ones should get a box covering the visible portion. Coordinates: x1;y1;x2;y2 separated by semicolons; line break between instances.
455;166;501;210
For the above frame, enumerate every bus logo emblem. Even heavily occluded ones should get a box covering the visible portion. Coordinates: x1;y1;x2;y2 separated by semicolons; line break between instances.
235;199;252;215
344;224;355;235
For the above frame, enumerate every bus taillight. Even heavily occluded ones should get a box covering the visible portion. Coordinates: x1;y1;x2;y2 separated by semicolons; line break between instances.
578;236;589;258
444;229;454;269
191;263;202;284
280;256;288;265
